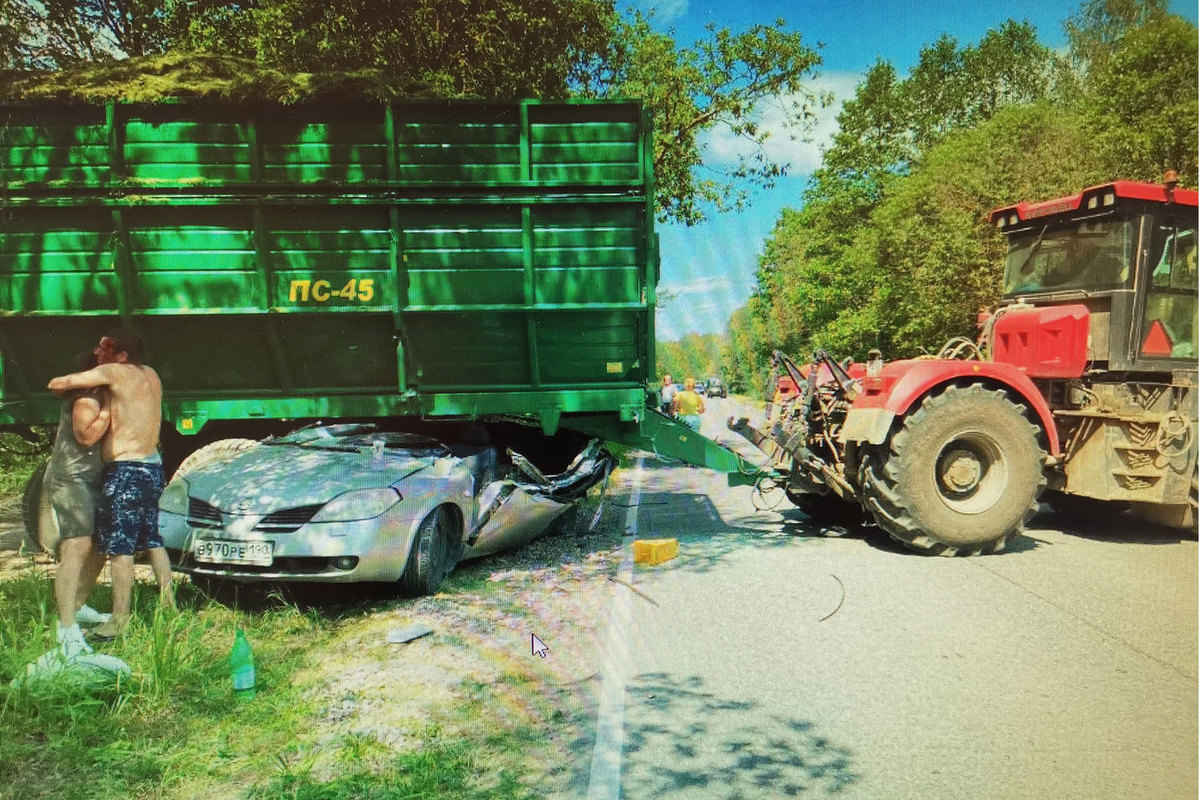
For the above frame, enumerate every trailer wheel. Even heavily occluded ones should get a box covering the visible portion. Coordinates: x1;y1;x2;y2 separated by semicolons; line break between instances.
785;489;863;525
172;438;259;481
399;508;456;596
862;384;1046;555
21;460;51;553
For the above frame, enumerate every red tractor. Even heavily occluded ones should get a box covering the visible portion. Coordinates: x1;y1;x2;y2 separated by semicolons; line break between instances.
731;176;1198;554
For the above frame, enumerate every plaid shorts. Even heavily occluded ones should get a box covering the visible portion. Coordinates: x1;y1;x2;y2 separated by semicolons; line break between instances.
96;461;165;557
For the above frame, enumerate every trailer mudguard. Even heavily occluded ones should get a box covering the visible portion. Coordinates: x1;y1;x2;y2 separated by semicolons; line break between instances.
840;359;1061;455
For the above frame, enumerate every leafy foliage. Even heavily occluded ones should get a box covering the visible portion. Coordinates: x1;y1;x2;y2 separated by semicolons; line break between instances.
655;333;725;384
724;5;1196;382
3;0;171;68
169;0;617;99
1081;13;1198;183
586;14;826;224
1065;0;1169;71
0;51;405;103
1;2;828;225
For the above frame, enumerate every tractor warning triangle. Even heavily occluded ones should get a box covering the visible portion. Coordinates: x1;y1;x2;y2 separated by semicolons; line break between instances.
1141;319;1174;357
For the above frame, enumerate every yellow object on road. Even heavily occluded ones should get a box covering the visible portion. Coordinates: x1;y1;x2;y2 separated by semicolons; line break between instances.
634;538;679;565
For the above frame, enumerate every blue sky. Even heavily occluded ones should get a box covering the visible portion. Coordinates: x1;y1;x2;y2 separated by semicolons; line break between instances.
643;0;1199;340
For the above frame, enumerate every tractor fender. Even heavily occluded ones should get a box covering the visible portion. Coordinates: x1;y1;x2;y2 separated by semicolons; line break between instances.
840;359;1060;455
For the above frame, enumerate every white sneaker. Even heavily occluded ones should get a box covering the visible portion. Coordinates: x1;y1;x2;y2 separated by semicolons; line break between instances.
75;605;112;626
56;623;94;659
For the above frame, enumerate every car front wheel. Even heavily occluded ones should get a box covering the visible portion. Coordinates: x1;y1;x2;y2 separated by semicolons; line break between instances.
398;508;457;596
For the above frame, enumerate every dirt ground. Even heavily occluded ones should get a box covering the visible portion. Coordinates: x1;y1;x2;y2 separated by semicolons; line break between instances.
0;496;50;582
287;501;625;793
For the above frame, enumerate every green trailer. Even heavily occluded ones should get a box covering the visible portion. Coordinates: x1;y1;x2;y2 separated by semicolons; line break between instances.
0;98;757;480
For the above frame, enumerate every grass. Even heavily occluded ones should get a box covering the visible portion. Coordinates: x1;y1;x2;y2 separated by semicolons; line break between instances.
0;570;334;800
0;514;604;800
0;564;563;800
0;458;616;799
0;432;50;496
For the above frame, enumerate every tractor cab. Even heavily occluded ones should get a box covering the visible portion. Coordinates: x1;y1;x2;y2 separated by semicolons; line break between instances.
992;178;1198;372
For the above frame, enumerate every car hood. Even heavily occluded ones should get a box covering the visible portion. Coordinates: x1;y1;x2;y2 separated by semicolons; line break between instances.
181;444;435;513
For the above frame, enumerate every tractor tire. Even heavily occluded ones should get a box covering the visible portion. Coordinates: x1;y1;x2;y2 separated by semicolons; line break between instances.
172;438;259;481
861;384;1046;556
21;460;51;554
398;508;456;596
785;488;863;525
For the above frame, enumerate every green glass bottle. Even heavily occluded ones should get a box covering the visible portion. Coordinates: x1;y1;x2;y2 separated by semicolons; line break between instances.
230;627;256;700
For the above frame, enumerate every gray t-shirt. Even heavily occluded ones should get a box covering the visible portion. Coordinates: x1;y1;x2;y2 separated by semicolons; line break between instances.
44;396;103;487
42;395;104;540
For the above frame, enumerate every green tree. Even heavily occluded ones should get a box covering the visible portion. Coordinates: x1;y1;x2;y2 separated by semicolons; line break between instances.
1;0;35;67
5;2;831;226
656;332;725;382
722;301;773;396
1065;0;1168;72
1080;13;1198;183
589;15;826;224
15;0;171;67
170;0;615;98
838;103;1103;358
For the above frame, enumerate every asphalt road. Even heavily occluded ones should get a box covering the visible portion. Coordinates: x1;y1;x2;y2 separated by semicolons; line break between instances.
580;396;1198;800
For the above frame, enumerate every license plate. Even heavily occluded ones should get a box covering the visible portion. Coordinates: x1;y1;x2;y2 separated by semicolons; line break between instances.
193;538;273;567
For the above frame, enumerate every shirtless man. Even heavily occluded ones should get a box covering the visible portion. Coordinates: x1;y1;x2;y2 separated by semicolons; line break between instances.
48;332;173;640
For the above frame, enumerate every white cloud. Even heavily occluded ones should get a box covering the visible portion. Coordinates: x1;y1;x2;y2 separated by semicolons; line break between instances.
659;275;733;297
626;0;689;25
699;71;862;177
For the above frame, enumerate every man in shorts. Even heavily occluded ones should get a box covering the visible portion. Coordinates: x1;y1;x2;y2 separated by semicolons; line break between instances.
46;353;112;657
49;332;173;640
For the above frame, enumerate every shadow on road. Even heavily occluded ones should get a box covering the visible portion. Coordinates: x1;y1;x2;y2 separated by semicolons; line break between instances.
775;505;1043;557
630;490;824;575
618;672;858;798
1032;506;1198;546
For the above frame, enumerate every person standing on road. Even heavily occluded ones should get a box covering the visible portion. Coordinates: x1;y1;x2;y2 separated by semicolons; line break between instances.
660;374;678;416
48;332;173;640
45;352;113;657
673;377;706;432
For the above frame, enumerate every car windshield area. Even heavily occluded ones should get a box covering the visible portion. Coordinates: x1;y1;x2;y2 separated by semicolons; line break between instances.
266;425;450;456
1003;218;1135;295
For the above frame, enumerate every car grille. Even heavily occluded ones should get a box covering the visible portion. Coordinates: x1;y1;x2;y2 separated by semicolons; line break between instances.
187;497;224;530
253;504;324;534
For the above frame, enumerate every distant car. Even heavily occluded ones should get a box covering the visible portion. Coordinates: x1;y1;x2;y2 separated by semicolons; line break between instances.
705;378;727;398
158;424;613;594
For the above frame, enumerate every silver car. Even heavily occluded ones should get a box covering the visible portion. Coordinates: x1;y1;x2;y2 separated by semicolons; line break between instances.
158;424;613;593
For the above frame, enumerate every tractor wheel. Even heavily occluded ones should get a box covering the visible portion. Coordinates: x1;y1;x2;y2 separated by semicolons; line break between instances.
21;460;51;554
172;438;259;481
785;488;863;525
398;508;457;596
861;384;1046;555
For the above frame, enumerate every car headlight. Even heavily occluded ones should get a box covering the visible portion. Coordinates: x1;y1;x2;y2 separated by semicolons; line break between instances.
159;479;190;515
311;488;402;522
